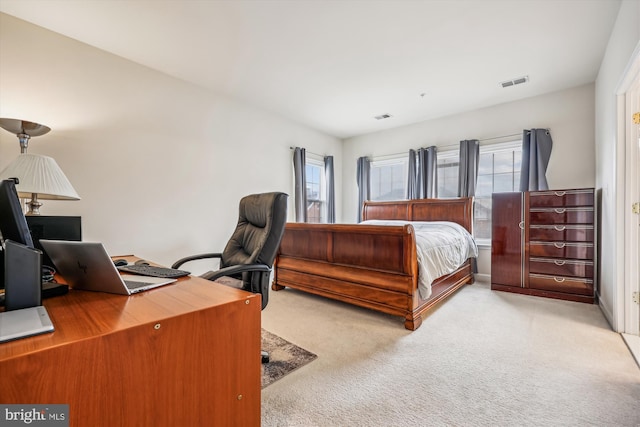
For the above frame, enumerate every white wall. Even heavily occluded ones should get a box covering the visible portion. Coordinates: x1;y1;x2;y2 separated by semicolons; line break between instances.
342;84;596;275
0;13;342;270
594;0;640;331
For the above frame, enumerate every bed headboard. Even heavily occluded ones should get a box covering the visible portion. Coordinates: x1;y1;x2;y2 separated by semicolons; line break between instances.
362;198;473;232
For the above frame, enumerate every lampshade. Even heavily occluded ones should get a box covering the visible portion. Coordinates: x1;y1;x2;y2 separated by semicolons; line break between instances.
0;154;80;214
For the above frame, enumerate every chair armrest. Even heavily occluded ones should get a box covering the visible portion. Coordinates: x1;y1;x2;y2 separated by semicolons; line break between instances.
171;253;222;269
201;264;271;281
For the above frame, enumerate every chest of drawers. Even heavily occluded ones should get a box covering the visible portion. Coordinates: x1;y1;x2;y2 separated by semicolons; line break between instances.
491;188;596;303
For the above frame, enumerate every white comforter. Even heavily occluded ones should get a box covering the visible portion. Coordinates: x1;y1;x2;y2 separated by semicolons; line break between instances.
360;220;478;299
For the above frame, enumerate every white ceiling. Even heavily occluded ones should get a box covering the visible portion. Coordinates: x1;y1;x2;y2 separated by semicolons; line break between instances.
0;0;622;139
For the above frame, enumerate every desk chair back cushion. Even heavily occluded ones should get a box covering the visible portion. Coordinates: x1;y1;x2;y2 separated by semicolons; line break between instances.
222;192;288;307
222;192;287;269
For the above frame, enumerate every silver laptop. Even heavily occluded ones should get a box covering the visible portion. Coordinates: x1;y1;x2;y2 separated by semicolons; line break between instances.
40;240;176;295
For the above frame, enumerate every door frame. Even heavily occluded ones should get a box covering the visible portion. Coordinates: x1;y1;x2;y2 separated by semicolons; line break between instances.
616;41;640;336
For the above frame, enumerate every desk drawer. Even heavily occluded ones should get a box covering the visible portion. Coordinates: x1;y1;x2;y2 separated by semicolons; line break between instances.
529;225;593;242
529;207;593;224
529;258;593;278
529;273;593;296
529;242;593;260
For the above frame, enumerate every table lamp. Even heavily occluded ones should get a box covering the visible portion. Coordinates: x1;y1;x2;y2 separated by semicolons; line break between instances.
0;118;80;215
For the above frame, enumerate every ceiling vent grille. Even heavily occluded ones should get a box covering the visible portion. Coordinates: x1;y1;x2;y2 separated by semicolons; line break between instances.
500;76;529;88
374;114;392;120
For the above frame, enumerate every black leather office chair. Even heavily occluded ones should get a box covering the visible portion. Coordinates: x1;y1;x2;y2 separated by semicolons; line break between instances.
172;192;288;363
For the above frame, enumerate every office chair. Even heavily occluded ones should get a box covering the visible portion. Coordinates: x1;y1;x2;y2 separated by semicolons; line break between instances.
172;192;288;363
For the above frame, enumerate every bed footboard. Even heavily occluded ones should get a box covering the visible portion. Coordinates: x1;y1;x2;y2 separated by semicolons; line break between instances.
273;222;473;330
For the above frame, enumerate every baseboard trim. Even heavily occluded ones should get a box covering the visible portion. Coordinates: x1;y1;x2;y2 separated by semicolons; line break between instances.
475;273;490;283
621;333;640;369
598;294;616;331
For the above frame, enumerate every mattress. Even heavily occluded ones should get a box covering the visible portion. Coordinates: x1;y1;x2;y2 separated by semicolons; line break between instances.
360;220;478;299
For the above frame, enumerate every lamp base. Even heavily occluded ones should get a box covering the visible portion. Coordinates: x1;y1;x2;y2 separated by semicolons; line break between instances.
27;193;42;215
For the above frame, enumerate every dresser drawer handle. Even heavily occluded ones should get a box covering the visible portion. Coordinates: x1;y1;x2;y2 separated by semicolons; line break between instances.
554;260;566;266
554;226;566;231
553;277;566;283
554;208;566;214
553;243;566;248
518;221;524;230
554;191;566;197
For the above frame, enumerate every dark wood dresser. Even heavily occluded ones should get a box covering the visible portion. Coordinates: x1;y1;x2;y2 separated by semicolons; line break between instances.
491;188;596;303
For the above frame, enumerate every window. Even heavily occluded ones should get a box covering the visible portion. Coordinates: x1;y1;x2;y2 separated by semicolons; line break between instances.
363;143;520;244
370;158;408;201
436;150;459;198
474;141;522;243
305;158;325;223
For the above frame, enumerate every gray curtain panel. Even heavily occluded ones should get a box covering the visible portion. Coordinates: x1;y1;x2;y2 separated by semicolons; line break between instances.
324;155;335;223
417;146;438;198
520;129;553;191
457;139;480;197
356;156;370;222
407;149;418;199
293;147;307;222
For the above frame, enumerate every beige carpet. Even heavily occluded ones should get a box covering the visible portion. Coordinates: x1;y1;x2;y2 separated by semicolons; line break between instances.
261;279;640;426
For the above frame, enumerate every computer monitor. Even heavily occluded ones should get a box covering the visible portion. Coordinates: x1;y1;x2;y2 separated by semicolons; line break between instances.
26;215;82;268
0;179;34;248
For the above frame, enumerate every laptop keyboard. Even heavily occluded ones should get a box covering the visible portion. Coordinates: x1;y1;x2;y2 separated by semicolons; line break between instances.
117;264;190;278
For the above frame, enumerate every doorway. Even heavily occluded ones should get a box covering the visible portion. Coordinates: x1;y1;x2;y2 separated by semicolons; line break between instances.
619;46;640;364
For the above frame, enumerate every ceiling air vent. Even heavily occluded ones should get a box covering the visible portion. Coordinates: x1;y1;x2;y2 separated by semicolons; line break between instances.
374;114;392;120
500;76;529;88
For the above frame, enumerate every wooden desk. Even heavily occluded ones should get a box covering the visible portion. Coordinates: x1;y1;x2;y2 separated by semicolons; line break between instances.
0;264;261;426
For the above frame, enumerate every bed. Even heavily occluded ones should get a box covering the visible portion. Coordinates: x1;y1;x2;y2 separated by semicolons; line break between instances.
272;198;477;330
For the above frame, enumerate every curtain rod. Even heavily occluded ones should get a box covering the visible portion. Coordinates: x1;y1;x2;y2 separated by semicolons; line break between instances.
478;128;549;142
289;146;326;158
478;132;521;142
370;128;550;159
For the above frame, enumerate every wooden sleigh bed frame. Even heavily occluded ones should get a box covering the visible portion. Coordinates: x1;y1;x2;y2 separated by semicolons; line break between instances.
272;198;475;330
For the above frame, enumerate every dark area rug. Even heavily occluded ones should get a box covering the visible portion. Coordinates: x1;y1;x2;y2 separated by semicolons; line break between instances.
261;329;317;388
